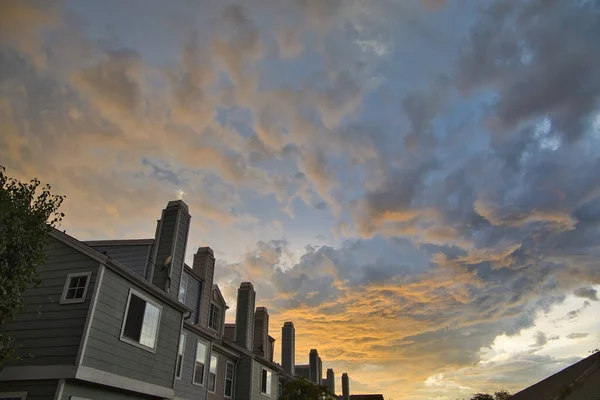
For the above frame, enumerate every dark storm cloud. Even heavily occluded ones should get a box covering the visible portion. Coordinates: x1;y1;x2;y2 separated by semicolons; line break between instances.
458;0;600;141
573;287;598;301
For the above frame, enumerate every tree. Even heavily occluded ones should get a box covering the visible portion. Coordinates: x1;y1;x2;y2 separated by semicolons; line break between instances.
0;166;64;366
459;391;511;400
280;378;336;400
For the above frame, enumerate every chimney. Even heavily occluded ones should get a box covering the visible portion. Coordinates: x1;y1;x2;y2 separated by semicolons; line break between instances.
318;357;323;384
309;349;319;384
192;246;215;329
253;307;269;358
282;322;295;375
149;200;191;295
342;373;350;400
268;336;275;362
235;282;256;350
327;369;335;394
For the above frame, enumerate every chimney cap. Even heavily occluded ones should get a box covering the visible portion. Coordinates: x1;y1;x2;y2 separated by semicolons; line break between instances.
196;246;214;256
166;199;189;211
239;281;254;290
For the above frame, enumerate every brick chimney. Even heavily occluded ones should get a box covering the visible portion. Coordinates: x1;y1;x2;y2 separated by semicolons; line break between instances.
327;369;335;394
309;349;319;383
342;373;350;400
192;246;215;329
253;307;269;358
235;282;256;350
149;200;190;296
282;322;295;375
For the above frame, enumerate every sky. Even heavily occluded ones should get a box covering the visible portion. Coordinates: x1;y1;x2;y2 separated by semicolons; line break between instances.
1;0;600;398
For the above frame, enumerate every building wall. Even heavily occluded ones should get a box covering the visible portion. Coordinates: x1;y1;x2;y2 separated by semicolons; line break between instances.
183;271;201;324
1;237;98;366
82;267;182;389
87;243;151;278
233;355;253;400
252;360;278;400
0;380;59;399
174;328;209;400
207;348;237;400
60;380;152;399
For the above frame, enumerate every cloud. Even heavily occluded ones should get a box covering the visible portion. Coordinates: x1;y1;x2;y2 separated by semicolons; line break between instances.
573;287;598;301
566;332;589;340
0;0;61;66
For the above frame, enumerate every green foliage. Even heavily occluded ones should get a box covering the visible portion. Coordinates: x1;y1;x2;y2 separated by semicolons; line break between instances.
280;378;336;400
0;166;64;366
458;390;511;400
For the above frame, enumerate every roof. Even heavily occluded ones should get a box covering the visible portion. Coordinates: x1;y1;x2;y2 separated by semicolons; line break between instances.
510;351;600;400
50;228;191;313
350;395;385;400
83;238;154;246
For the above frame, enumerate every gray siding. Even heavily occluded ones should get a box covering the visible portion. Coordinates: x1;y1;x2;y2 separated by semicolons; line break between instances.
82;268;183;389
1;237;98;366
252;360;278;400
208;349;236;400
169;215;190;297
0;380;59;399
61;379;152;400
174;328;208;400
234;355;253;400
88;244;151;277
183;272;201;324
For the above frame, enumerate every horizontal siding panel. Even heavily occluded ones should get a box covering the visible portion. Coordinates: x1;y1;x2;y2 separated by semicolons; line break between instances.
83;268;182;389
62;379;150;400
1;237;98;368
0;379;59;399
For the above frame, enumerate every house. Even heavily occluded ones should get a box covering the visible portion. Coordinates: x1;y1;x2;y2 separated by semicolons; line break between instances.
509;351;600;400
0;200;354;400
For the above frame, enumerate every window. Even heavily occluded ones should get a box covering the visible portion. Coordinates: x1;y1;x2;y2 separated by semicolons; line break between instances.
193;340;208;386
0;393;27;400
261;368;272;396
120;290;162;351
176;333;186;379
60;272;92;304
208;354;218;393
209;303;221;332
278;380;283;399
178;273;188;303
224;361;234;398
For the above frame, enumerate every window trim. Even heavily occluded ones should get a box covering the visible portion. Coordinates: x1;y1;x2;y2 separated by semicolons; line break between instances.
60;271;92;304
119;288;163;353
224;360;235;398
192;339;209;387
176;332;186;380
208;302;221;333
261;367;272;396
208;353;218;394
0;393;27;400
178;273;188;303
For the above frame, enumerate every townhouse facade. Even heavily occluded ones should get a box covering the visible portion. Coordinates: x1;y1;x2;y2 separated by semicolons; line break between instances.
0;200;355;400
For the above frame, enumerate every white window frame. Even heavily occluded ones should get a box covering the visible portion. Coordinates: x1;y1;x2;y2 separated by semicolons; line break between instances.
178;273;188;303
192;339;209;387
0;393;27;400
60;271;92;304
208;303;221;332
261;367;272;396
208;353;218;394
119;288;163;353
224;360;235;398
176;332;186;380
